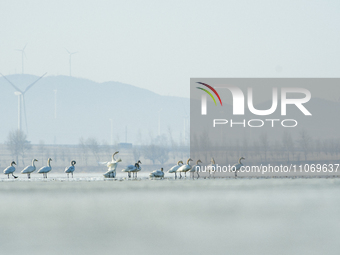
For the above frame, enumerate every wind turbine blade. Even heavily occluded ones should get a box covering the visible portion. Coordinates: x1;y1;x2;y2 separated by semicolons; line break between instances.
23;44;27;51
71;52;78;55
23;72;47;93
0;73;23;93
65;48;71;54
22;95;28;135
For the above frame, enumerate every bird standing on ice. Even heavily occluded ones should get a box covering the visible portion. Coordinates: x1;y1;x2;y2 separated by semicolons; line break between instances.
232;157;245;178
65;160;76;178
207;158;217;178
3;161;18;179
37;158;52;178
21;159;38;179
102;151;122;178
149;168;164;179
122;160;141;179
167;160;183;179
189;159;202;179
176;158;193;178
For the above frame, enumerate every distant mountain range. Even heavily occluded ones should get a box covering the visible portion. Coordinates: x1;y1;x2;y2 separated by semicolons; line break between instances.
0;75;190;145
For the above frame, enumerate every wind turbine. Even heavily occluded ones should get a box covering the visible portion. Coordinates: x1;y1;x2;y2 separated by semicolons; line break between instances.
179;100;189;145
14;91;22;130
109;119;113;145
53;89;57;119
65;48;77;76
183;114;189;145
15;44;27;74
0;73;47;134
158;108;162;136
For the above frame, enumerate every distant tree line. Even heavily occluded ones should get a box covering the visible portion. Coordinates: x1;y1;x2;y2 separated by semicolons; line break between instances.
8;128;335;168
192;129;340;165
3;129;189;168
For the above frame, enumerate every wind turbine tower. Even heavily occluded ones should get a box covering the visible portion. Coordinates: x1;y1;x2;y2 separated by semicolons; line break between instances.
65;48;77;76
14;91;22;130
15;44;27;74
158;108;162;136
109;119;113;145
0;73;47;134
53;90;57;119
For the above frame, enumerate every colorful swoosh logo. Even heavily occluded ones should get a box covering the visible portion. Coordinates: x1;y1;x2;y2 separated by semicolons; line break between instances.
196;82;223;106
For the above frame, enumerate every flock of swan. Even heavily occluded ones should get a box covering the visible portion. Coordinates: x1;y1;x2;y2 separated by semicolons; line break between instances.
2;151;245;180
3;158;76;179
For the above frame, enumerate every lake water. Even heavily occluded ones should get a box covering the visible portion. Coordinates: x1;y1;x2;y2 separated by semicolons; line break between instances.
1;174;339;255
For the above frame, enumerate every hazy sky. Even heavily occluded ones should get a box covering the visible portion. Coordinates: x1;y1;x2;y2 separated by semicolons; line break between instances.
1;0;339;97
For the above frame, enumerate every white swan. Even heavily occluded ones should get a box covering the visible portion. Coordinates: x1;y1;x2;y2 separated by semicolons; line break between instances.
21;159;38;179
167;160;183;179
103;151;122;178
149;168;164;179
3;161;17;179
65;160;76;178
207;158;217;178
231;157;245;178
130;160;142;178
37;158;52;178
176;158;193;178
189;159;202;179
122;160;141;179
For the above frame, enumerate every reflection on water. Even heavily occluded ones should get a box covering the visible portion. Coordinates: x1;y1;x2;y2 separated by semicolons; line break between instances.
0;176;339;255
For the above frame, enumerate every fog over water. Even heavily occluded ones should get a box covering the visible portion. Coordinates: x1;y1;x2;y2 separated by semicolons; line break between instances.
1;177;339;255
